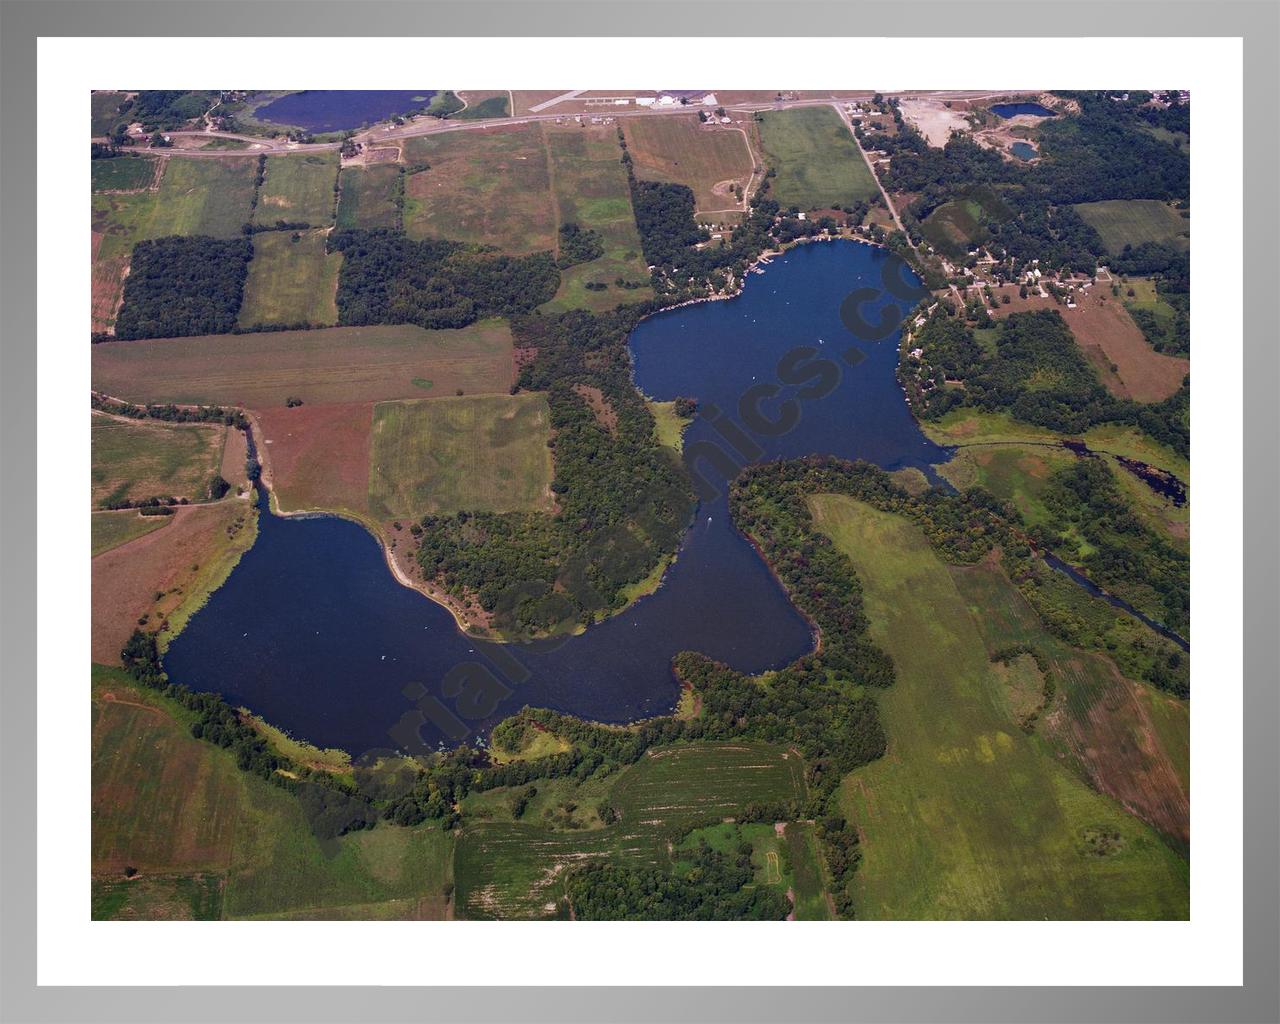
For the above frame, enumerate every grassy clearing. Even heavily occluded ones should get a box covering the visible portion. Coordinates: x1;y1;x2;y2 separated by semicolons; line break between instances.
621;115;754;215
756;106;878;210
91;508;175;556
336;164;402;230
455;92;511;119
649;400;693;452
454;740;805;919
91;91;132;135
151;157;259;237
540;124;653;311
1074;199;1190;256
368;393;554;517
92;874;224;921
92;155;158;192
809;495;1188;919
238;229;341;327
92;319;514;408
402;125;557;253
91;413;227;507
254;153;339;226
91;666;456;920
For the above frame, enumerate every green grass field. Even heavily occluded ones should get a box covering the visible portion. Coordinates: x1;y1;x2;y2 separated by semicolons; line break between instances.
454;740;805;918
649;400;693;452
809;495;1188;919
237;229;341;327
1074;199;1190;256
91;155;158;193
756;106;879;210
368;393;554;518
254;153;339;227
91;320;514;408
91;664;455;920
91;91;131;135
336;163;403;230
540;124;653;311
91;508;174;556
402;124;557;253
91;414;226;508
151;157;260;236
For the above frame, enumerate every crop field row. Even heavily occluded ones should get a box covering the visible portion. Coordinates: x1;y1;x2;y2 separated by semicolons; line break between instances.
756;106;879;210
254;153;339;227
808;495;1188;919
454;740;806;919
237;229;341;328
91;320;515;408
336;163;403;230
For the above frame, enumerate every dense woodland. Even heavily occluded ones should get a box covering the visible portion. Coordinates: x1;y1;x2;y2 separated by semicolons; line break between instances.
328;228;559;329
903;308;1189;458
112;236;254;340
555;222;605;268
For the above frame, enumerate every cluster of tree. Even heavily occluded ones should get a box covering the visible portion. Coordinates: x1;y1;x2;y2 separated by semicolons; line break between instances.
138;506;175;517
113;236;254;340
816;815;863;918
556;222;605;268
101;494;189;512
414;304;696;638
903;308;1189;457
1039;458;1189;636
241;219;314;235
1113;243;1190;356
328;228;560;330
565;838;790;920
119;91;216;131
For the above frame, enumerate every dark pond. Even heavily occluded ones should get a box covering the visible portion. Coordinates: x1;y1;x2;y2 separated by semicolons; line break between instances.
990;102;1057;118
164;240;949;755
1009;141;1038;161
253;91;437;133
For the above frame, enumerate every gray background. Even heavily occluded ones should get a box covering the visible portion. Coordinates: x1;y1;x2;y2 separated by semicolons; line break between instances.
1;2;1275;1021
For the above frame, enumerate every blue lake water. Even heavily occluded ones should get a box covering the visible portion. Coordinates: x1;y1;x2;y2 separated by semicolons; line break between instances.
163;241;950;756
1010;141;1039;161
253;91;437;132
990;102;1056;119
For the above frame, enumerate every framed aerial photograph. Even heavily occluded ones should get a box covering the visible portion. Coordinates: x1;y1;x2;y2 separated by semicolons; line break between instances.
6;4;1275;1022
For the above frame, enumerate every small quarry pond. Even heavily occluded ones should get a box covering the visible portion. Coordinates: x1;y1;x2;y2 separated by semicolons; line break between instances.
990;102;1056;118
1010;141;1038;161
253;91;437;132
163;241;952;755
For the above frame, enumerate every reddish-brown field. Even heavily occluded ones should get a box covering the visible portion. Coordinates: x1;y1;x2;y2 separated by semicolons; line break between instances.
255;402;373;517
621;115;755;215
91;321;514;408
90;500;255;665
988;284;1188;402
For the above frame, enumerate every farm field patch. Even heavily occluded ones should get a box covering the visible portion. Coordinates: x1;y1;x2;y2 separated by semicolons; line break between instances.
454;741;805;919
92;320;514;407
1074;199;1189;255
150;156;259;237
91;413;227;508
621;115;755;215
92;155;160;193
336;163;403;230
756;106;878;210
368;393;554;518
541;124;653;311
987;284;1188;402
254;153;340;226
238;229;341;327
90;500;256;664
402;125;557;253
809;494;1188;919
92;508;175;557
256;402;373;518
